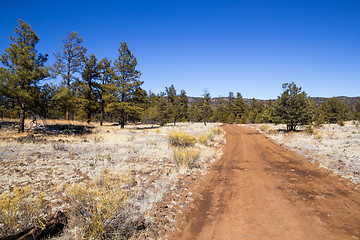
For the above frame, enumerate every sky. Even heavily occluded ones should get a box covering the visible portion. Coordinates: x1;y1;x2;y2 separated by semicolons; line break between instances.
0;0;359;99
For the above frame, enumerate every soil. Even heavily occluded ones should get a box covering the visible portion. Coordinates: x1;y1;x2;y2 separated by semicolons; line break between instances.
174;125;360;240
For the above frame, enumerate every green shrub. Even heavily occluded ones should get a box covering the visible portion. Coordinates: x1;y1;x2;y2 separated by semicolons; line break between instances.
168;131;196;147
173;147;200;170
338;120;345;126
0;187;46;236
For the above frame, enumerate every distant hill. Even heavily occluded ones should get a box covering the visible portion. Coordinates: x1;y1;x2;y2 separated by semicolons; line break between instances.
188;96;360;109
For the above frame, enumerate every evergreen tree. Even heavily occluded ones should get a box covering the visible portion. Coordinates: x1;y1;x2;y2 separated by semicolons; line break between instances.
165;85;181;125
98;57;115;125
53;31;86;120
78;54;101;123
355;98;360;121
274;82;313;131
188;102;201;122
0;20;49;132
200;90;212;126
179;89;189;122
108;42;143;128
233;92;246;122
320;97;351;123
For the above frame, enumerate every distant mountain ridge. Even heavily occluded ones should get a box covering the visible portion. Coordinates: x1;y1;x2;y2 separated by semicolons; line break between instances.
188;96;360;109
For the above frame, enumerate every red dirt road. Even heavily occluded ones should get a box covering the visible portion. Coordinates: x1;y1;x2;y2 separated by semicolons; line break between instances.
176;125;360;240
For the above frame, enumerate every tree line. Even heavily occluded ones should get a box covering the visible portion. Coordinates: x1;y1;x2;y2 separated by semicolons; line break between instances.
1;20;360;132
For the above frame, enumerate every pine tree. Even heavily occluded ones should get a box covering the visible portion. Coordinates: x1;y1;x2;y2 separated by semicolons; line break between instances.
78;54;101;123
0;19;49;132
53;31;87;120
108;42;143;128
274;82;313;131
355;99;360;121
165;85;182;125
179;90;189;122
200;90;212;126
233;92;246;121
320;97;351;123
98;57;115;125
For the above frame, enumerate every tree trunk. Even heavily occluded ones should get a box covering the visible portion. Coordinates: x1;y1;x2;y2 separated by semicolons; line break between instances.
120;109;125;129
66;109;69;121
100;107;104;126
19;102;25;133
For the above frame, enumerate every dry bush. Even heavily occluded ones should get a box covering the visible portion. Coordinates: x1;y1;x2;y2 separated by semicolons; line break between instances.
260;124;270;133
197;134;209;145
305;125;314;135
173;147;200;170
198;131;214;145
0;186;46;237
168;131;196;147
314;134;323;141
65;171;135;239
211;127;223;135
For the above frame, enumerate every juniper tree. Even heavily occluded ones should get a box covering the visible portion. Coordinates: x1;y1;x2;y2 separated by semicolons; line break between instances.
108;42;144;128
274;82;313;131
0;20;49;132
53;31;87;120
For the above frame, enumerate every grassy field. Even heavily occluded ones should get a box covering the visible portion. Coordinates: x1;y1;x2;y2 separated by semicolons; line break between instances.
0;119;225;239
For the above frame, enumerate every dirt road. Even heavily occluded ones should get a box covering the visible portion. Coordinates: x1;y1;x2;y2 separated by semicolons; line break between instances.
176;125;360;240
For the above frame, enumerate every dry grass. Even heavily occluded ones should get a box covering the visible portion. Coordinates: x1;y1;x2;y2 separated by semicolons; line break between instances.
168;131;196;147
65;170;132;239
0;186;46;236
247;122;360;185
173;147;201;170
0;121;225;238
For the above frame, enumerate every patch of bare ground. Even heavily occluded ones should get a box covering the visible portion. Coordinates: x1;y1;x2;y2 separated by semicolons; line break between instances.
0;120;225;239
174;125;360;240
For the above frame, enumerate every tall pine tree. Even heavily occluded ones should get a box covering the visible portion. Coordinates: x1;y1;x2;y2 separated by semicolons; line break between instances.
0;19;49;132
53;31;86;120
108;42;143;128
78;54;101;123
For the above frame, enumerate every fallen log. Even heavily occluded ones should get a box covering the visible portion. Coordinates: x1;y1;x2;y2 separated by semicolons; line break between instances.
0;211;67;240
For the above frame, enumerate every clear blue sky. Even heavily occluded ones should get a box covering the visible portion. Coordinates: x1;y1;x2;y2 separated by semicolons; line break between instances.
1;0;359;99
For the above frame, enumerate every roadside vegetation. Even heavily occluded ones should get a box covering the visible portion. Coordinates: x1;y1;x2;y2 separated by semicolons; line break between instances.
0;121;225;239
251;121;360;185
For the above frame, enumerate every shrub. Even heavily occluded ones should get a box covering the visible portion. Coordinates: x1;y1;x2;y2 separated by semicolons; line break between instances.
0;187;46;236
305;125;314;135
168;131;196;147
65;171;133;239
314;134;322;141
197;131;214;145
260;124;270;133
197;134;208;145
211;127;223;135
338;120;345;126
173;147;200;170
